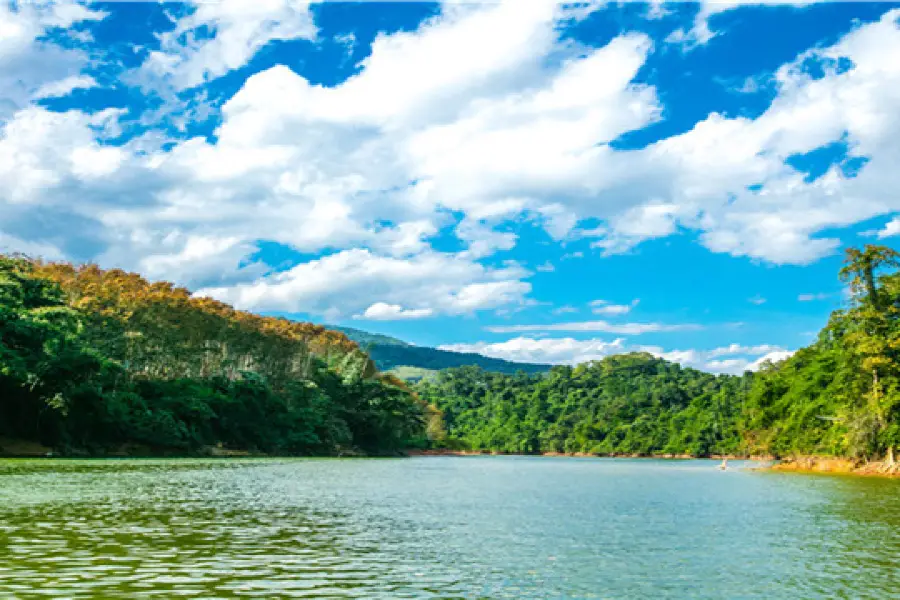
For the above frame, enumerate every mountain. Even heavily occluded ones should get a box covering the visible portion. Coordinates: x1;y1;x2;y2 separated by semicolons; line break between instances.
0;257;434;456
334;326;550;377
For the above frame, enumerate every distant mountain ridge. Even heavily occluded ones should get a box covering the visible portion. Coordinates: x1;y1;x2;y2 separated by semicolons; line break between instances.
335;326;550;376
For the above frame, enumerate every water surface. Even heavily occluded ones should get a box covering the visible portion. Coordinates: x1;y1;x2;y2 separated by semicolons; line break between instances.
0;457;897;599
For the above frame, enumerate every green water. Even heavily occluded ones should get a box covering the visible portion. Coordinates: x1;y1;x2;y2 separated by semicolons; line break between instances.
0;457;897;599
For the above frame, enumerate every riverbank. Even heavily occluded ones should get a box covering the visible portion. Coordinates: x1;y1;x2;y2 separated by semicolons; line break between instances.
767;456;900;478
407;448;774;460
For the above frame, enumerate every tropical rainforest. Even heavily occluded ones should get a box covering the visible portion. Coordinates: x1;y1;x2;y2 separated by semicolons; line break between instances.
416;245;900;464
0;256;436;456
2;245;898;464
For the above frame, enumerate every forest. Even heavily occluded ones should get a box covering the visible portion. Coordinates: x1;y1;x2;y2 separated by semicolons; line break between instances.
0;256;437;456
2;245;898;464
416;246;900;464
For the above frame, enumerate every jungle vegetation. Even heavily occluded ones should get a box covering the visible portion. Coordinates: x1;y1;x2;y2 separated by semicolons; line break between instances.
0;256;438;456
416;246;900;463
3;245;898;464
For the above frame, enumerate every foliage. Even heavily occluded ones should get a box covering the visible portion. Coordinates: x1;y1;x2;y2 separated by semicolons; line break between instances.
0;256;433;455
418;245;900;461
416;355;751;456
5;244;900;462
745;245;900;460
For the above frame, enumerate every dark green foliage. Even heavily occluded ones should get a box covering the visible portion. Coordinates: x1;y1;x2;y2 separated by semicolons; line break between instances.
336;326;550;375
743;245;900;460
0;257;428;456
416;355;751;456
417;245;900;462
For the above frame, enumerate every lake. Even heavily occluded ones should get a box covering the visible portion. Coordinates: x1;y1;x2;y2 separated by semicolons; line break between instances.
0;457;897;599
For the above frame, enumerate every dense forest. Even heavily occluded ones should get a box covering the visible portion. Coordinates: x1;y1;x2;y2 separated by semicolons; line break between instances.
417;246;900;465
416;357;751;456
0;256;438;456
335;326;550;376
3;245;898;465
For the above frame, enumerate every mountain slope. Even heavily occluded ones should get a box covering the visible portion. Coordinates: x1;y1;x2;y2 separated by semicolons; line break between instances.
335;326;550;376
0;257;433;456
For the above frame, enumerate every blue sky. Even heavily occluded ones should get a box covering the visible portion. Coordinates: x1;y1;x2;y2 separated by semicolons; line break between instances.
3;1;900;373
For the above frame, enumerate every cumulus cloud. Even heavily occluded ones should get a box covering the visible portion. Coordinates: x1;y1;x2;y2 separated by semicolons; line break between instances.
440;336;793;374
3;2;900;322
357;302;434;321
439;337;628;365
139;0;317;91
196;248;530;318
872;216;900;239
0;2;105;117
33;75;98;99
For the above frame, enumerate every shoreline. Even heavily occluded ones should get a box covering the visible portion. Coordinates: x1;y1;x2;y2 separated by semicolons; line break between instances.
4;441;897;478
409;449;900;478
406;448;774;461
765;456;900;479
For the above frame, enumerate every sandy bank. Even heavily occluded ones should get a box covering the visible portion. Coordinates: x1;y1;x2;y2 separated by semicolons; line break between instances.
767;456;900;478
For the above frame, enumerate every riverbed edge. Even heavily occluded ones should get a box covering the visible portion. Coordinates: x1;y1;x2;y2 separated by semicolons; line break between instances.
408;449;900;478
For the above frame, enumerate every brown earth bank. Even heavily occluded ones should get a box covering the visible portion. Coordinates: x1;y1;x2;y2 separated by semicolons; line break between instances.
0;437;391;459
0;437;53;457
406;448;774;460
767;456;900;478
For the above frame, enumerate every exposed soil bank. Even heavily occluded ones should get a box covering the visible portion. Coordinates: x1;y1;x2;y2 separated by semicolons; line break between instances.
0;437;53;457
0;437;384;459
768;456;900;479
407;448;773;460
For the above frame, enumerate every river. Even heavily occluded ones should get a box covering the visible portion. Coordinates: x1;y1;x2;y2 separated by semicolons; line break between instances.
0;456;897;599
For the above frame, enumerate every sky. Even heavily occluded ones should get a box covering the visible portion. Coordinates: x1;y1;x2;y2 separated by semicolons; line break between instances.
2;0;900;374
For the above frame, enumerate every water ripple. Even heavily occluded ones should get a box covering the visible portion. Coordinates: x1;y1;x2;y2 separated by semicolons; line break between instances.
0;458;897;599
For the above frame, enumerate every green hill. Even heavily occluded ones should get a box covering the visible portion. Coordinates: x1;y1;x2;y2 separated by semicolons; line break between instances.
0;257;434;456
334;326;550;377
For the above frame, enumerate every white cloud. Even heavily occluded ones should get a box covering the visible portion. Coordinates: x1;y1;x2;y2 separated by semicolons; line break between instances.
439;336;628;366
551;305;578;315
4;2;900;322
748;295;767;305
667;1;813;50
873;216;900;238
650;344;794;374
0;2;105;117
747;350;795;371
140;0;317;91
440;336;793;374
33;75;98;99
196;248;530;318
357;302;434;321
0;232;64;260
590;298;639;315
485;319;700;335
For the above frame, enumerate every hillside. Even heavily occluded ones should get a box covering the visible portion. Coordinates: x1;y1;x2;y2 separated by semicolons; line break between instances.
335;326;550;376
416;355;749;456
0;257;436;456
415;245;900;468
